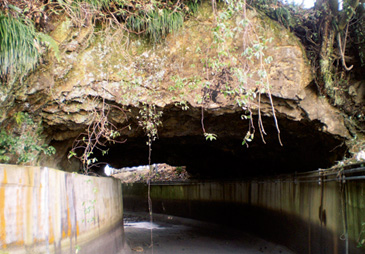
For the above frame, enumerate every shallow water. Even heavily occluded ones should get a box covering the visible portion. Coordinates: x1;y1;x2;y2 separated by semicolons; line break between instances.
124;212;296;254
125;221;165;230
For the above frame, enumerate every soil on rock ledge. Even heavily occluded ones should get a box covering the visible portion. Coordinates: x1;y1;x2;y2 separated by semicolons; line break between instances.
112;163;190;183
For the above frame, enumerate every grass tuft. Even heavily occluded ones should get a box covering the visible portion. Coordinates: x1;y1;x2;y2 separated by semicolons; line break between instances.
0;13;40;83
0;12;60;84
127;3;199;43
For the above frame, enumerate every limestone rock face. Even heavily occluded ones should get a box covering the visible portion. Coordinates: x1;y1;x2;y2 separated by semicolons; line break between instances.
0;4;350;173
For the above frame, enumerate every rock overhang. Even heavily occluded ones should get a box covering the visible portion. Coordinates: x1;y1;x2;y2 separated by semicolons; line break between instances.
1;3;351;177
87;106;347;178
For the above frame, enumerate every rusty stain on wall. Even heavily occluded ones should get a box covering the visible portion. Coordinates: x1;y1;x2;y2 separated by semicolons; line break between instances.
48;215;54;244
0;169;7;249
0;164;124;253
16;188;24;246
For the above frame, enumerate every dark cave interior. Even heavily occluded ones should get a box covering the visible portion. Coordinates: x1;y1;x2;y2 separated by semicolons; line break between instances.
88;108;347;179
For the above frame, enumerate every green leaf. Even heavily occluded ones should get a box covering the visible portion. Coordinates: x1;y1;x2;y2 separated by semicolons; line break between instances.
68;151;77;159
204;133;217;141
8;4;22;13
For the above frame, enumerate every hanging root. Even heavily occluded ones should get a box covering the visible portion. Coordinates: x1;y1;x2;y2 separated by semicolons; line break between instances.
337;25;353;71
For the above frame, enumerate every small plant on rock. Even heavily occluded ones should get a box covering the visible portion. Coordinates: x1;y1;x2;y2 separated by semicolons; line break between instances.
0;112;55;164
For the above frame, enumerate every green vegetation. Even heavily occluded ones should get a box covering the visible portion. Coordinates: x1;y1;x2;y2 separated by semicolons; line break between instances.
82;179;98;224
127;8;184;42
57;0;199;42
167;0;283;146
243;0;364;123
0;14;40;84
0;112;55;164
358;222;365;248
0;0;198;85
0;9;59;84
137;103;163;166
204;133;217;141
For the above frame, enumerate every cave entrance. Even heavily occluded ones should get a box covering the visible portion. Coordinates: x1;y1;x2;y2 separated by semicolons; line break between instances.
92;109;347;179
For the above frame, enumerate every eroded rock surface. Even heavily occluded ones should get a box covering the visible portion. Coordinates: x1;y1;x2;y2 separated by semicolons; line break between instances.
0;4;351;174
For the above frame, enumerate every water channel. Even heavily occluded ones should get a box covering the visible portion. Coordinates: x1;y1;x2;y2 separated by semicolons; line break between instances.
122;163;365;254
0;163;364;254
124;212;294;254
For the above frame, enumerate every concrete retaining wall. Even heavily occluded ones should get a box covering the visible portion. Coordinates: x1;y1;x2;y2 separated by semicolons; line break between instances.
123;169;365;254
0;164;127;254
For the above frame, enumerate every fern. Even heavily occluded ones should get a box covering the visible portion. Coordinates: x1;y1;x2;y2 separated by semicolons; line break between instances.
0;14;40;82
55;0;199;43
0;13;60;84
127;8;185;42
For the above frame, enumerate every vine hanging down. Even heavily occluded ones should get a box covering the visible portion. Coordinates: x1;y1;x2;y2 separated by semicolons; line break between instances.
197;0;282;147
68;98;128;174
137;102;163;253
137;102;163;167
